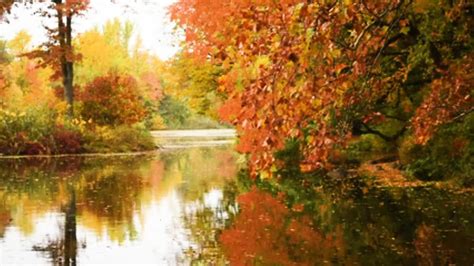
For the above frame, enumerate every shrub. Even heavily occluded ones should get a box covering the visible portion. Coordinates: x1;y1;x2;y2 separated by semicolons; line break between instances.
0;108;55;155
146;114;166;130
398;135;424;165
158;95;190;129
0;107;156;155
404;113;473;183
80;73;148;126
51;126;83;154
82;124;156;153
109;125;156;152
184;114;225;129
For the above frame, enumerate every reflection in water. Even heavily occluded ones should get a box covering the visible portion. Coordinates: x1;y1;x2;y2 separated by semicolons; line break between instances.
0;146;473;264
220;187;346;265
215;177;474;265
64;186;77;266
33;186;78;265
0;147;239;264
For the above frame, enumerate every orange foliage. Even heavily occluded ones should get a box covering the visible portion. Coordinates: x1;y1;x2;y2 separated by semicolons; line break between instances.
171;0;473;175
412;55;473;144
79;73;147;126
140;72;163;101
171;0;404;174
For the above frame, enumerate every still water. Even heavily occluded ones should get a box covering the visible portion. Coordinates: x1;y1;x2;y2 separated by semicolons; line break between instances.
0;139;473;264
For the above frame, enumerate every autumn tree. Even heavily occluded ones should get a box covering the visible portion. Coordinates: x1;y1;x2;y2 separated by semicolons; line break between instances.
171;0;474;176
0;40;10;102
74;20;165;128
43;0;89;117
165;52;223;119
1;0;90;117
74;19;134;84
79;72;147;126
8;32;57;107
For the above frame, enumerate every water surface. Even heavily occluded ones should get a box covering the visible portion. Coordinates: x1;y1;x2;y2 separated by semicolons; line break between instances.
0;133;473;265
0;146;239;265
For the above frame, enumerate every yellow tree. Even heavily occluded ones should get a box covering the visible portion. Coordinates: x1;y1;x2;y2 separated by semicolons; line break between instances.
2;0;90;117
75;19;136;84
2;31;56;109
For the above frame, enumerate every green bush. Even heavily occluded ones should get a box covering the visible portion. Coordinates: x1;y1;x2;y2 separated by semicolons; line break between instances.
158;95;190;129
183;114;226;129
157;95;225;129
404;114;473;184
82;124;156;153
343;134;394;163
0;108;55;155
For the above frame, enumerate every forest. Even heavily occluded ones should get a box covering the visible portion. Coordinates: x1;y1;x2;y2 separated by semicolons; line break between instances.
0;0;473;265
0;1;225;156
0;0;471;183
169;0;473;185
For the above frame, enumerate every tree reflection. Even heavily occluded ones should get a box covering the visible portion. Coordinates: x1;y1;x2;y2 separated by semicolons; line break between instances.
0;202;12;238
212;174;474;265
33;186;78;266
175;148;240;264
64;186;77;266
1;148;472;264
179;166;474;265
220;187;346;265
0;147;242;264
0;156;150;260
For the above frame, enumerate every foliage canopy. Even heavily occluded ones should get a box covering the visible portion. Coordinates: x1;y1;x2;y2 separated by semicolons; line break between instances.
171;0;473;176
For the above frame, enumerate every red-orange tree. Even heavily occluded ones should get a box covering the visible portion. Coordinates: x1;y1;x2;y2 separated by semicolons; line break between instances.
79;73;147;126
171;0;473;176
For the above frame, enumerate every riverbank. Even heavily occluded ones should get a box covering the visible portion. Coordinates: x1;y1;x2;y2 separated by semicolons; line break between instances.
0;109;157;156
356;161;474;192
0;129;238;158
0;150;159;159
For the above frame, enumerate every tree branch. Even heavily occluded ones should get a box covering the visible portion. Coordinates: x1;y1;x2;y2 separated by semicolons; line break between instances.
360;121;407;142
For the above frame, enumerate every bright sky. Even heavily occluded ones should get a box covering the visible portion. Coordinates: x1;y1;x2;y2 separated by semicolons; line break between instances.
0;0;181;60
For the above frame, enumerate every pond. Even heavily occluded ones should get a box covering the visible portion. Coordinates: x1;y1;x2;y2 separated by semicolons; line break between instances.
0;131;473;265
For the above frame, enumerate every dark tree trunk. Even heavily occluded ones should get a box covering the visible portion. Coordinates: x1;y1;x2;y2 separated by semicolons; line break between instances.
64;186;77;266
64;14;74;117
55;0;74;117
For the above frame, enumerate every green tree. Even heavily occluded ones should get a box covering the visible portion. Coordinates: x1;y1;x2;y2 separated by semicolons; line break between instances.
165;53;223;118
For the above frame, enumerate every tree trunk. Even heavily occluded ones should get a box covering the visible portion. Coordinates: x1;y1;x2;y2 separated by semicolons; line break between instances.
55;0;74;117
64;14;74;117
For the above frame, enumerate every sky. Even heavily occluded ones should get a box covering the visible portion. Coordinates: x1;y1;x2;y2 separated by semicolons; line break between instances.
0;0;181;60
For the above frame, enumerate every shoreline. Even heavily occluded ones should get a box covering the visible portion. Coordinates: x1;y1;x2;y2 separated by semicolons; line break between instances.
0;150;160;159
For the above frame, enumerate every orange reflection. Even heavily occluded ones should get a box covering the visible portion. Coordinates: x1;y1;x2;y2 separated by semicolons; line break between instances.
220;187;346;265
